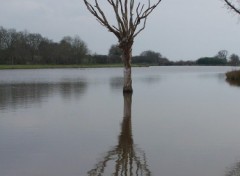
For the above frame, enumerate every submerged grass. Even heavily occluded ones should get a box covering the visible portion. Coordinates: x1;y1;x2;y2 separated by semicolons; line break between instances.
226;70;240;81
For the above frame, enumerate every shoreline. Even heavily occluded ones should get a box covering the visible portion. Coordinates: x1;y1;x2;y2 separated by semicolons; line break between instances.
0;64;238;70
0;64;126;70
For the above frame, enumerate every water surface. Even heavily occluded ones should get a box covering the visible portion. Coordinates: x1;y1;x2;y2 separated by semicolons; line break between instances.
0;66;240;176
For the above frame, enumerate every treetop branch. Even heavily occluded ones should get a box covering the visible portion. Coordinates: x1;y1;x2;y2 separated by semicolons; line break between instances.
83;0;162;42
224;0;240;15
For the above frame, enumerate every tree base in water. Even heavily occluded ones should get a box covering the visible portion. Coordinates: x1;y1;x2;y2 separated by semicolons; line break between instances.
123;88;133;93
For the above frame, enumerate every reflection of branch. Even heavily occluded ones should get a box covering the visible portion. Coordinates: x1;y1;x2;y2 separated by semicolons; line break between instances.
87;93;151;175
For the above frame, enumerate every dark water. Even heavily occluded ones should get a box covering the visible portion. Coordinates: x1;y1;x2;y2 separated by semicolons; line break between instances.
0;66;240;176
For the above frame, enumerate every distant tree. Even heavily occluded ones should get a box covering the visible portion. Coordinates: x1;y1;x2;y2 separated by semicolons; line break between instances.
26;33;43;64
224;0;240;15
0;28;4;63
92;54;108;64
4;28;19;64
72;35;89;64
58;37;73;64
13;31;30;64
140;50;162;64
56;36;89;64
39;38;58;64
174;60;194;66
216;50;228;60
108;44;122;63
229;53;240;66
0;27;7;50
196;57;227;65
109;44;122;57
132;50;169;65
140;50;161;58
83;0;163;93
158;57;171;65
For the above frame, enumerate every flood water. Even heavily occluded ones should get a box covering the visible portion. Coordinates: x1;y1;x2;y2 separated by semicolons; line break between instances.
0;66;240;176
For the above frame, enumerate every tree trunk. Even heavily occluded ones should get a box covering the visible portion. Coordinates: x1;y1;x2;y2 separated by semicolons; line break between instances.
122;46;133;93
123;92;132;119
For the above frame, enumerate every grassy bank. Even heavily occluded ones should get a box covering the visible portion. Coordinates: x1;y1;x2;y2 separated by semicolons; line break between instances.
226;70;240;81
0;64;152;70
0;64;120;70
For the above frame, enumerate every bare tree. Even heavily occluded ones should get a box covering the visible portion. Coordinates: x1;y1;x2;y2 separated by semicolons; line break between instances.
224;0;240;15
216;50;228;60
229;53;240;66
83;0;162;93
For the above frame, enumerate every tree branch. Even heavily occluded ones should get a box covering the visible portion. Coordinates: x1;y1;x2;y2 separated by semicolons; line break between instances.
83;0;162;43
224;0;240;15
132;0;162;38
111;0;126;37
83;0;121;39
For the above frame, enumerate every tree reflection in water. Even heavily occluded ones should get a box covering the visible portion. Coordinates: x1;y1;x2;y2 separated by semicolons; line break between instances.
0;80;87;110
88;93;151;176
226;79;240;87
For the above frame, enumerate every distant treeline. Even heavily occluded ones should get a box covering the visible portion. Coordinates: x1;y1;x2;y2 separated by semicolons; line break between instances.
0;26;89;65
92;48;240;66
196;50;240;66
0;26;239;66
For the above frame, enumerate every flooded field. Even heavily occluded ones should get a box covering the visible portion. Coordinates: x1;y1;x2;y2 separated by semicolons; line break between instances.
0;66;240;176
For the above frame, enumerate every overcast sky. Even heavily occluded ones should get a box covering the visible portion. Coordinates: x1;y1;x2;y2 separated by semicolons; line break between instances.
0;0;240;60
